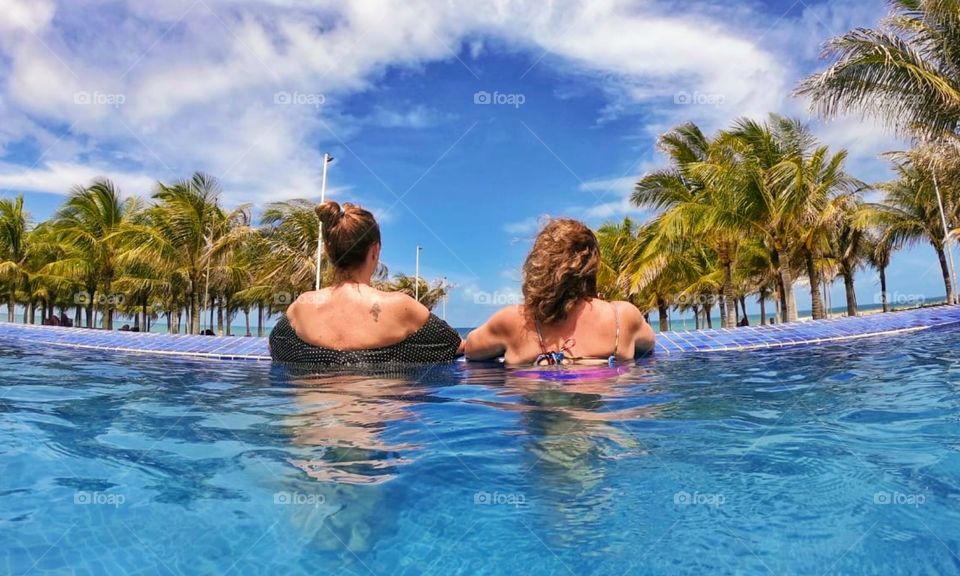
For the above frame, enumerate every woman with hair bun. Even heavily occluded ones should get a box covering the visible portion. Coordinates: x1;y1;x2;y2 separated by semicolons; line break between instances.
270;201;463;364
465;218;654;365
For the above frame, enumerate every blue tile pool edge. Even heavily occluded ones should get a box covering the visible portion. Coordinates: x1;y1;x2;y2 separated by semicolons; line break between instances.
1;305;959;362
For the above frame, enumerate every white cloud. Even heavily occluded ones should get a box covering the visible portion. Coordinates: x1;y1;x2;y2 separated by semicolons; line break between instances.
0;161;156;197
0;0;884;210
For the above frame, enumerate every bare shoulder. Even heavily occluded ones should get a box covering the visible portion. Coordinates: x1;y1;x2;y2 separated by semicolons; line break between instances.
287;290;324;317
486;305;525;334
611;300;644;322
380;290;430;324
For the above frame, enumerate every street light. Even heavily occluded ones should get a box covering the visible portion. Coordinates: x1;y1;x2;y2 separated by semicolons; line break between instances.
315;153;335;291
414;245;422;302
442;276;448;320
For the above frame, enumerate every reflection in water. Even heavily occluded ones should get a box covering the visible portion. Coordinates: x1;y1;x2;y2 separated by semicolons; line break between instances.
274;365;444;553
495;364;663;545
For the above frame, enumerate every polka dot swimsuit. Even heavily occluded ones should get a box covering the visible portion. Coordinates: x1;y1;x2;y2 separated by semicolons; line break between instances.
269;314;462;365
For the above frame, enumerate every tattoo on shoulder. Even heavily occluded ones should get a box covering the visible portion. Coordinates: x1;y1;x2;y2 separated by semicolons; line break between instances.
370;302;382;322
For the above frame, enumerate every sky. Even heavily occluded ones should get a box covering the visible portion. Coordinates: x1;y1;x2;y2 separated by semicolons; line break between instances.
0;0;953;327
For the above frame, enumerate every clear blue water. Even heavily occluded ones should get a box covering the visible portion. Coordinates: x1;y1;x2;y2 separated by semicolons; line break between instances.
2;326;960;575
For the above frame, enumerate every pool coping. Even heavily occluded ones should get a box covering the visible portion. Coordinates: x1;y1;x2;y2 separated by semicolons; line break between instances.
1;305;958;362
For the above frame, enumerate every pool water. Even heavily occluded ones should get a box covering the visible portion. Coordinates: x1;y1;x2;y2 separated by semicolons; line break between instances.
2;326;959;575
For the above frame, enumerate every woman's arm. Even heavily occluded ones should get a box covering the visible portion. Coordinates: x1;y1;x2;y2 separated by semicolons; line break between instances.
465;307;513;361
631;306;656;355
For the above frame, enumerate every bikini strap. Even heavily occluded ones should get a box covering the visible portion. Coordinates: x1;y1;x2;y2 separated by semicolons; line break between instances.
608;302;620;366
534;320;549;355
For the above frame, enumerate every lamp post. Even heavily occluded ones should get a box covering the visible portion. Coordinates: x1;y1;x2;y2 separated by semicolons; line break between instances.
442;276;448;320
315;153;335;291
415;245;422;302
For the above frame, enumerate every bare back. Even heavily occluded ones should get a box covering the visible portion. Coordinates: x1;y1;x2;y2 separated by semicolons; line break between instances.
285;283;430;351
466;298;655;364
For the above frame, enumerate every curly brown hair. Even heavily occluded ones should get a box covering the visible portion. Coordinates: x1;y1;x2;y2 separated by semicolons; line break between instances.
522;218;600;325
315;201;381;281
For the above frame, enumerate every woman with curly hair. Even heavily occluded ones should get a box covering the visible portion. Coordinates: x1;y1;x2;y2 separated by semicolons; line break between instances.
465;218;654;365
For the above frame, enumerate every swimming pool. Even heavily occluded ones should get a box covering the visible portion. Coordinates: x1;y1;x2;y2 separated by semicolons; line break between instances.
2;326;958;574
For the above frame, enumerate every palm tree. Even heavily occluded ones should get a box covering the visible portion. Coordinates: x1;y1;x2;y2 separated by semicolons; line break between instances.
864;231;896;313
691;115;822;323
793;147;865;319
597;217;642;302
872;152;958;302
377;274;450;311
633;123;744;328
118;173;245;334
797;0;960;141
832;197;868;316
45;179;140;329
0;196;30;323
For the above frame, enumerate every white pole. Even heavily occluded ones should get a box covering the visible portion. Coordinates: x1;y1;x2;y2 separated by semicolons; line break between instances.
415;245;421;302
932;171;957;304
442;276;448;320
315;153;330;291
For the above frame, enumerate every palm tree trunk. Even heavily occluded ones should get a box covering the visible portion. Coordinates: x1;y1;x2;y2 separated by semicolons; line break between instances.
27;300;35;325
722;261;736;328
704;299;714;329
244;308;251;336
257;303;264;337
843;270;857;316
880;265;889;313
777;249;798;323
7;290;14;322
718;292;727;329
806;252;825;320
217;298;224;336
191;292;201;335
739;296;748;325
224;298;231;337
759;290;767;326
22;301;29;324
693;304;701;330
936;245;955;305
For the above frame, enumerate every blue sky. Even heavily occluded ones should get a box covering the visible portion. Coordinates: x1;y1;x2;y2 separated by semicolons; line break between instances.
0;0;953;326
